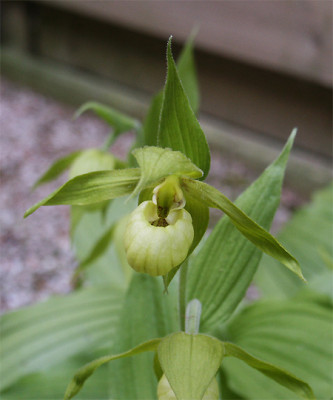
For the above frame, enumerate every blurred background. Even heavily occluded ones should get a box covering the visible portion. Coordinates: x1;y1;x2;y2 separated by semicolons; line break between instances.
1;0;332;311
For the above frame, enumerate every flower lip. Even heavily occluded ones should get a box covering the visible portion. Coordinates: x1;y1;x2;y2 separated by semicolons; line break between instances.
124;200;194;276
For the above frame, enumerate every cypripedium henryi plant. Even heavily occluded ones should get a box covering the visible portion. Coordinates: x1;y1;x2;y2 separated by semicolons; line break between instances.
19;36;324;400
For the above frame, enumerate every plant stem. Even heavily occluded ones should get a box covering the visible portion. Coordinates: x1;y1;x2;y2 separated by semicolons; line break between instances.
185;299;202;335
101;130;116;151
179;261;188;331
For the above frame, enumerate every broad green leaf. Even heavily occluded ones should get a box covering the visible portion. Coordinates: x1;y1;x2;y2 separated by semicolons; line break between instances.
108;273;179;399
255;182;333;299
0;285;124;391
143;35;199;147
131;146;202;197
186;131;301;331
158;37;210;179
223;342;315;400
2;353;110;400
223;298;331;399
64;338;161;400
74;101;140;134
33;150;82;189
157;332;224;400
24;168;141;217
177;34;200;114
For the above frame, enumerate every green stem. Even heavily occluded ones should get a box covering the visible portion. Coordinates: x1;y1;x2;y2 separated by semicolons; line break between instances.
101;130;117;151
179;261;188;331
185;299;202;335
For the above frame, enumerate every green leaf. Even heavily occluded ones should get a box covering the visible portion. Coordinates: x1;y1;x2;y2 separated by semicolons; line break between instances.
74;224;115;277
108;273;179;399
157;332;224;400
0;285;124;391
184;177;303;280
74;101;140;134
186;131;302;331
255;182;333;299
33;151;82;189
2;353;110;400
64;338;161;400
223;298;331;399
223;342;315;400
177;34;200;114
158;37;210;179
131;146;202;197
143;35;199;147
24;168;141;217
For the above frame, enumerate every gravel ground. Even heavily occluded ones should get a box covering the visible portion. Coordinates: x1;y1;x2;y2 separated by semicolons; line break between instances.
0;78;304;313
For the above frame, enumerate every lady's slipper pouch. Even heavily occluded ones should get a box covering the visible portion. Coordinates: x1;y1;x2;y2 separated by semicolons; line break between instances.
124;200;194;276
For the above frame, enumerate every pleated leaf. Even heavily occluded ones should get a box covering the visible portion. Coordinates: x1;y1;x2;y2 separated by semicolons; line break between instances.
0;285;124;391
24;168;141;217
158;37;210;179
107;273;179;399
186;131;302;331
33;150;82;189
131;146;202;197
255;182;333;298
223;297;331;399
2;353;110;400
223;342;315;400
158;332;224;400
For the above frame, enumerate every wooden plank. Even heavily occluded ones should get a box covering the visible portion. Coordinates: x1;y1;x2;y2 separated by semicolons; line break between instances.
48;0;332;86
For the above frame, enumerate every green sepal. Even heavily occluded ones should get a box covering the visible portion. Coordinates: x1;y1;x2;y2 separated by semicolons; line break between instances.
158;37;210;179
24;169;141;218
223;342;315;400
182;178;304;281
143;33;199;147
32;150;82;189
157;332;224;400
74;101;140;134
63;338;161;400
131;146;202;198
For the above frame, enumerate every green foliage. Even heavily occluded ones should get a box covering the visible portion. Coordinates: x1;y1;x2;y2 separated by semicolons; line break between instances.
158;38;210;179
255;182;333;299
0;286;124;391
158;332;224;400
74;101;140;134
24;169;141;217
186;131;303;332
32;150;82;189
131;146;202;197
107;274;178;399
3;35;328;400
223;296;331;399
